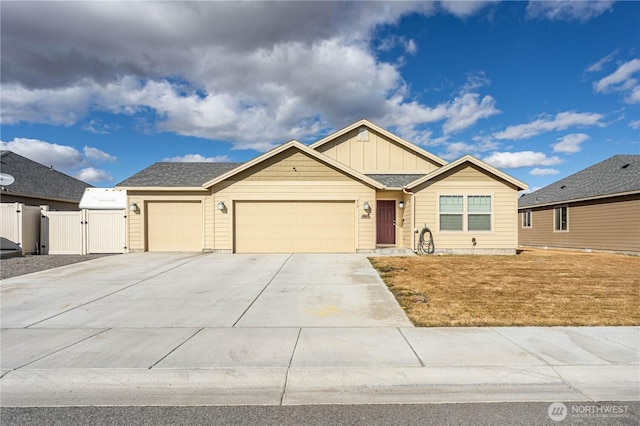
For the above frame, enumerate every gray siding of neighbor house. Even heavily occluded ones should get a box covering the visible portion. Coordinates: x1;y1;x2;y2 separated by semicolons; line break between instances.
519;194;640;253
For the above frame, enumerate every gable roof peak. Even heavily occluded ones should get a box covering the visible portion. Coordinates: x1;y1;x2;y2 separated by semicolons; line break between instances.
309;119;447;167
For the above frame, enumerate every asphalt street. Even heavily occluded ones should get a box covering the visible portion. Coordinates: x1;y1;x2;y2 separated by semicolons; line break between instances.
2;402;639;426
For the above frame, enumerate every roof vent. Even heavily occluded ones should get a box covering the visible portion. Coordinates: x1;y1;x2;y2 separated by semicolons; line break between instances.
621;163;630;169
560;185;566;189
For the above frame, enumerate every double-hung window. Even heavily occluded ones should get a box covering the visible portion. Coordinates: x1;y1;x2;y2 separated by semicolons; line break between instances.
439;195;464;231
467;196;491;231
522;210;532;228
439;195;492;231
554;206;568;231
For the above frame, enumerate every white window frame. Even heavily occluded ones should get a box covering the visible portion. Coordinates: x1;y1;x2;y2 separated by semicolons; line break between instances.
522;210;532;228
554;205;568;232
438;194;493;232
358;128;369;141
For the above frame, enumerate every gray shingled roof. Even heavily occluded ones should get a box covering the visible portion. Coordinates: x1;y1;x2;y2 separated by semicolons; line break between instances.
366;174;425;187
519;155;640;208
116;162;244;187
0;151;93;202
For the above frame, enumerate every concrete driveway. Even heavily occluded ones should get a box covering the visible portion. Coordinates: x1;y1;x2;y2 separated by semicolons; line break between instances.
0;252;411;329
1;253;638;407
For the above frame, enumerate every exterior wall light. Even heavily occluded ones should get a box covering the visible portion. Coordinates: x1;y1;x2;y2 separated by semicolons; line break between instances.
217;201;225;211
129;202;138;211
399;201;405;209
363;201;371;213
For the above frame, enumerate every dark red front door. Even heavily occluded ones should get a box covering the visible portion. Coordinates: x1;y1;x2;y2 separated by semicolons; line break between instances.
376;200;396;245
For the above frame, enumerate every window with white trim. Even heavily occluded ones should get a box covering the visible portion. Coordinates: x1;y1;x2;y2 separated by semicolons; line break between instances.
439;195;492;232
554;206;568;231
468;195;491;231
358;128;369;141
522;210;532;228
439;195;463;231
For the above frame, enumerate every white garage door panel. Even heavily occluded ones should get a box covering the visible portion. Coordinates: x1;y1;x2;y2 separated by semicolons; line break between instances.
146;201;202;251
235;201;355;253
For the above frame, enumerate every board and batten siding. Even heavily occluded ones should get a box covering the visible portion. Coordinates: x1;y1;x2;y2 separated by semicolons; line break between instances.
126;191;209;252
518;194;640;253
315;128;441;174
212;149;377;252
413;164;519;252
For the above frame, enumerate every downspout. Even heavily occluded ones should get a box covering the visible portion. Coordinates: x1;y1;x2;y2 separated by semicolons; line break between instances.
402;186;415;252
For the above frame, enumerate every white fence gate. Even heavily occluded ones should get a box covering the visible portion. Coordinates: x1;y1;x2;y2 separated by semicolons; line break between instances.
41;209;126;255
0;203;42;255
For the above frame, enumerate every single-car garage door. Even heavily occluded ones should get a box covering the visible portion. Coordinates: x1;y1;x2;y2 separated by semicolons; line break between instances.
146;201;202;251
234;201;355;253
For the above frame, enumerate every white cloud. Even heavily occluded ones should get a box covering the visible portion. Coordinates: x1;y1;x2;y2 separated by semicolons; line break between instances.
0;2;504;152
552;133;590;154
0;137;116;181
483;151;563;168
526;0;614;22
83;146;116;163
493;111;604;140
629;120;640;130
529;168;559;176
75;167;113;183
627;85;640;104
162;154;230;162
0;137;84;169
439;1;499;18
586;50;619;73
441;136;500;160
593;58;640;93
442;93;499;134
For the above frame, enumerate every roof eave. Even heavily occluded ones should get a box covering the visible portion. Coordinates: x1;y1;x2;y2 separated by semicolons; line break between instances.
0;190;81;204
518;189;640;209
115;186;208;191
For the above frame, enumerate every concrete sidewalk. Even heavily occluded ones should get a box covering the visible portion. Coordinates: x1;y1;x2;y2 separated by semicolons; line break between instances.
1;253;638;406
1;326;638;406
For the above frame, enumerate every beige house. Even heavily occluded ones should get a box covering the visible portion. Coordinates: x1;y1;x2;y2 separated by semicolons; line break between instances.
117;120;527;254
519;155;640;254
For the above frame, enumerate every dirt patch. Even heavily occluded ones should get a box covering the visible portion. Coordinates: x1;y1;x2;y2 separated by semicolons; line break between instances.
1;254;115;280
370;249;640;327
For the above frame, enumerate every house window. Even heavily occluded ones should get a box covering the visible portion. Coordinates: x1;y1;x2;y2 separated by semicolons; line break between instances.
439;195;492;232
522;210;532;228
468;195;491;231
554;206;568;231
439;195;463;231
358;128;369;141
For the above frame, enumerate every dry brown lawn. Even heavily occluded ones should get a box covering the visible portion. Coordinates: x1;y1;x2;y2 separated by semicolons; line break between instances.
370;249;640;327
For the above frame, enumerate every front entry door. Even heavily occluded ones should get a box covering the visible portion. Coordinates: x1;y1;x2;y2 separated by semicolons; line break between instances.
376;200;396;245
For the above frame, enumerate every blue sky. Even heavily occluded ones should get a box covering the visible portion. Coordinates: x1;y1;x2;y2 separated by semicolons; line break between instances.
1;1;638;192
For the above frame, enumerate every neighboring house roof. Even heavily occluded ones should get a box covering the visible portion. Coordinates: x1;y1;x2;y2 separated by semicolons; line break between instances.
310;119;448;167
366;174;425;188
0;150;93;203
519;154;640;208
203;140;385;189
116;162;243;189
406;155;528;191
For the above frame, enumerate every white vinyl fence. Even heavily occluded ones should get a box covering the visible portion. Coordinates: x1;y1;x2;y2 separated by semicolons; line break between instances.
0;203;42;255
41;209;127;255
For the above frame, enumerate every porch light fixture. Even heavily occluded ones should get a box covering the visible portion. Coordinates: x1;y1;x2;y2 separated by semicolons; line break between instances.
363;201;371;213
129;202;138;211
217;201;225;211
399;201;405;209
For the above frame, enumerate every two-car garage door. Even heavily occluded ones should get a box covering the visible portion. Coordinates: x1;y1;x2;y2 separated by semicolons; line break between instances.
234;201;355;253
